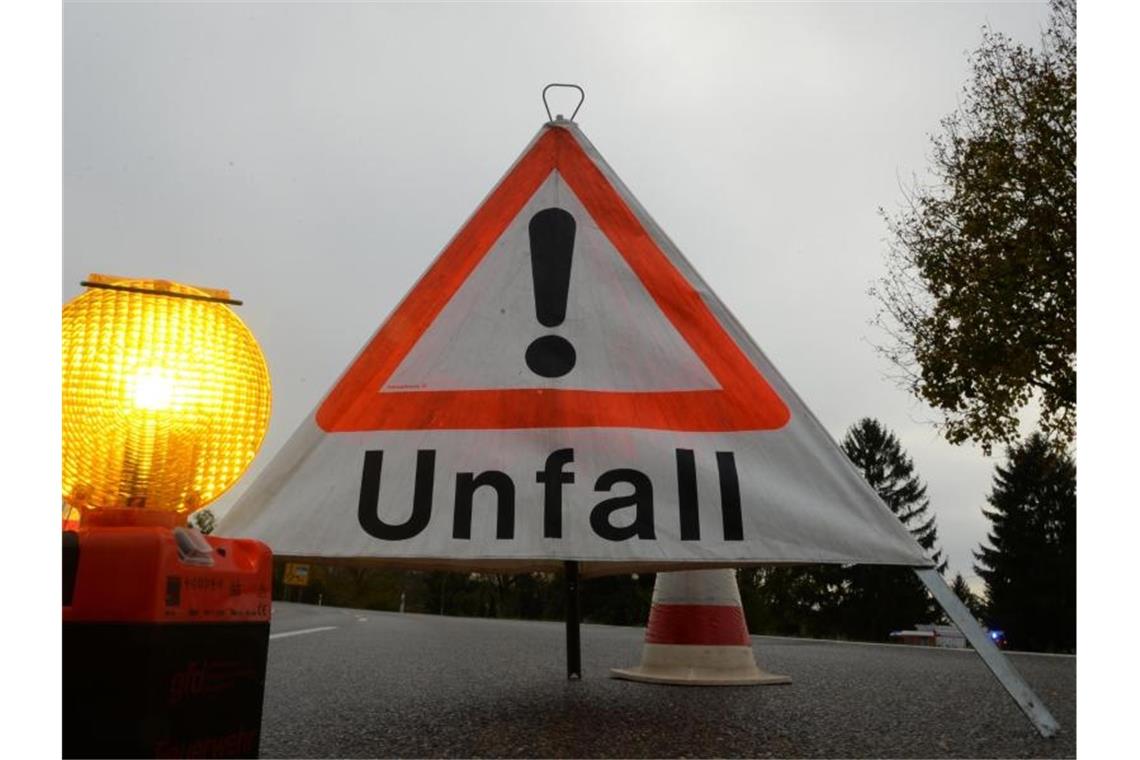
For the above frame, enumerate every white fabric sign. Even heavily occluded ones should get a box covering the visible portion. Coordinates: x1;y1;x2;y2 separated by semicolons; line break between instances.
220;122;933;576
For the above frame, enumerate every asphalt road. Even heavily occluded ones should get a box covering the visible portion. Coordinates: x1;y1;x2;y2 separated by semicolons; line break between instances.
262;602;1075;758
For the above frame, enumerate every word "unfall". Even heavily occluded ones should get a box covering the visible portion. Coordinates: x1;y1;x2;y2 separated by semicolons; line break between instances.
357;449;744;542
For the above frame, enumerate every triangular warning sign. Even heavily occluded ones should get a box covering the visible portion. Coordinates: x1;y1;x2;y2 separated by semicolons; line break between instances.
222;119;1059;738
316;127;788;433
221;121;934;576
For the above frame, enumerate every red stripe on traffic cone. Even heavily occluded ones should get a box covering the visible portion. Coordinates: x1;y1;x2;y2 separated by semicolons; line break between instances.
646;603;752;646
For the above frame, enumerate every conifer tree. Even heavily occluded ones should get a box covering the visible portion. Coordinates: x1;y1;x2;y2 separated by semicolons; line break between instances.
843;418;947;569
974;433;1075;652
950;572;985;619
839;418;947;639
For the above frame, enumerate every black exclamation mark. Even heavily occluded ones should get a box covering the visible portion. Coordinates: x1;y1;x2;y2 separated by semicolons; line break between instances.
525;207;577;378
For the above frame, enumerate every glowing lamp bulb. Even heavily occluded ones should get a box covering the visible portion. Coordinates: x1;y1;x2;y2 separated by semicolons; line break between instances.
62;275;272;525
130;368;176;411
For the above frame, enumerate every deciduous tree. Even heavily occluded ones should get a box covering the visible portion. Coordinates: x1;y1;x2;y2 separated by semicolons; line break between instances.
874;0;1076;453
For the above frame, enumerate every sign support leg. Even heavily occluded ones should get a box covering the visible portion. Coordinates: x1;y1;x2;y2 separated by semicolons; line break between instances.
565;560;581;680
914;567;1059;738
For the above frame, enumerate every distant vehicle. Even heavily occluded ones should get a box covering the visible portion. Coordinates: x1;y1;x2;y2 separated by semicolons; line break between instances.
890;623;1005;650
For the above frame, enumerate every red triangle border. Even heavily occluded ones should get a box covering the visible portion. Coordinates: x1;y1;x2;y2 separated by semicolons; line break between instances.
316;127;790;432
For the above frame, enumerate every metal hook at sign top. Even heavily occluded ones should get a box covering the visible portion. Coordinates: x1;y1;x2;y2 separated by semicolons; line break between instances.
542;84;585;122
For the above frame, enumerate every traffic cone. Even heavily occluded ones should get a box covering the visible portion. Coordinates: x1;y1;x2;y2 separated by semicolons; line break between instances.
611;569;791;685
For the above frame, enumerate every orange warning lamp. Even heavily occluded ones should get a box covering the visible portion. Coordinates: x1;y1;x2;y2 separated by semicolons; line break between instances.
62;274;271;527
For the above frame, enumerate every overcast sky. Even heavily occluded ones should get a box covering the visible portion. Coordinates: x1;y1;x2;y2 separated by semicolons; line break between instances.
63;0;1055;587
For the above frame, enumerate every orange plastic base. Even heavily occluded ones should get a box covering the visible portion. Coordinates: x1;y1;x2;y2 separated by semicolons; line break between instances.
63;526;273;758
64;526;271;624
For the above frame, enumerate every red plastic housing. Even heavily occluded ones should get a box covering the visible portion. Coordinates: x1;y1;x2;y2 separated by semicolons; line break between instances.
63;526;273;759
64;526;272;624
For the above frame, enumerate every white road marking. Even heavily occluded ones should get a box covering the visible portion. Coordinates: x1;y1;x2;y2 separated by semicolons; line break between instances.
269;626;337;640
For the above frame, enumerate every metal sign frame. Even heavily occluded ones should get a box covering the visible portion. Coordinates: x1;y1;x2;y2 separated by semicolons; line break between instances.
915;568;1059;738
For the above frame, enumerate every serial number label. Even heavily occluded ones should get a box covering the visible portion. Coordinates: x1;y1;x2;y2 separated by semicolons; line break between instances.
183;576;225;592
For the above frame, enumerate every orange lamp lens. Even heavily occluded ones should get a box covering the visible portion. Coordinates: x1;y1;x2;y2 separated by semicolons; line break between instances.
62;276;271;519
